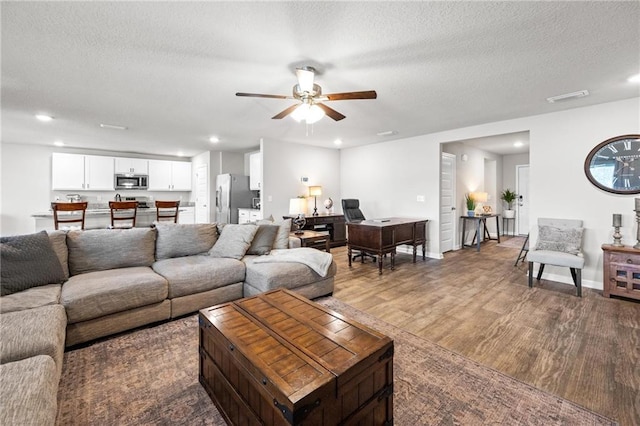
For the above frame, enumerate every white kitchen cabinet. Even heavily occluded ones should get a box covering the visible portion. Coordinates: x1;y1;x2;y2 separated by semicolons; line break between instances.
178;206;195;224
84;155;115;190
52;153;85;190
249;152;262;190
114;157;148;174
148;160;191;191
249;210;262;221
238;208;262;224
52;153;114;190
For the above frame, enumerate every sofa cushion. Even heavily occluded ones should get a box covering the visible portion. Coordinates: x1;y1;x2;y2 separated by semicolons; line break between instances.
243;256;337;293
48;230;69;279
0;284;62;314
154;222;218;260
61;266;168;324
246;224;279;255
0;304;67;373
67;228;156;275
257;218;291;249
153;256;245;298
209;224;258;259
0;231;66;296
0;355;59;426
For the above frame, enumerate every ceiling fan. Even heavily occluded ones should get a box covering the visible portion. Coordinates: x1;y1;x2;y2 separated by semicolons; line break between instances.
235;67;377;123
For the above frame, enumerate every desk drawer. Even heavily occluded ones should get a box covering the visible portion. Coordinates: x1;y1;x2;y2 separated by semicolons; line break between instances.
609;253;640;266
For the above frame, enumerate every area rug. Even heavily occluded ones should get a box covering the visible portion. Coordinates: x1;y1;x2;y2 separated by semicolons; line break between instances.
56;298;616;425
498;235;528;249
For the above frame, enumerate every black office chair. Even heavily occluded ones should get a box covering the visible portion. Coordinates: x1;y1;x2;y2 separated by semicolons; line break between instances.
342;199;376;262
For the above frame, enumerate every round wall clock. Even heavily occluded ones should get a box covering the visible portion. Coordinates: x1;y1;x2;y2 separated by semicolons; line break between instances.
584;134;640;194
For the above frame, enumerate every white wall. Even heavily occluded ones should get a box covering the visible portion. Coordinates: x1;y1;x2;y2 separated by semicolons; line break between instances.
262;140;340;220
341;97;640;290
502;152;530;201
0;143;191;235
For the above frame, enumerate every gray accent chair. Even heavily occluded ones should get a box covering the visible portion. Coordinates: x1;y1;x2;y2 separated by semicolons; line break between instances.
526;218;585;297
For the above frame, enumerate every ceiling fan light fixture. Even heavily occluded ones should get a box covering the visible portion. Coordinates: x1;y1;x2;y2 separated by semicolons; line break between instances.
296;67;315;93
291;103;325;124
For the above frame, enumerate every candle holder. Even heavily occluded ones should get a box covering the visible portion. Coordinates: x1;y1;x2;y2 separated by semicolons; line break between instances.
613;225;623;247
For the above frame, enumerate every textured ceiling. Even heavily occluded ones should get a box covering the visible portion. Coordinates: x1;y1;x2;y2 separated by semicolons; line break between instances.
1;2;639;157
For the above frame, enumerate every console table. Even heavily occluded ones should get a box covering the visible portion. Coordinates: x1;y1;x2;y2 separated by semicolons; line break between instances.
346;217;428;274
282;213;346;247
460;214;501;251
602;244;640;301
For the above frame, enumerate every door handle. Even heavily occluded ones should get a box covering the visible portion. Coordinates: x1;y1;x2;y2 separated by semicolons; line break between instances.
451;207;456;210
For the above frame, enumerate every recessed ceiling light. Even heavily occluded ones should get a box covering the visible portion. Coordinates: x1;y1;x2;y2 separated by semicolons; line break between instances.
628;74;640;83
334;139;342;146
514;141;524;148
53;140;65;147
376;130;398;137
546;90;589;103
100;123;127;130
209;136;220;143
177;152;184;157
36;114;53;122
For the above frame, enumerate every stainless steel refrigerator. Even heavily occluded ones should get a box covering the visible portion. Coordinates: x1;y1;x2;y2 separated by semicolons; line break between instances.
215;174;253;224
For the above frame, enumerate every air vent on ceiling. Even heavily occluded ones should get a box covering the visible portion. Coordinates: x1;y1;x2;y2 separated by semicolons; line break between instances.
546;90;589;103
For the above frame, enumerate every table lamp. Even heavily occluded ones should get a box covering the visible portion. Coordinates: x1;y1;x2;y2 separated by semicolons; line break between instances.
308;186;322;216
471;192;488;215
288;198;307;234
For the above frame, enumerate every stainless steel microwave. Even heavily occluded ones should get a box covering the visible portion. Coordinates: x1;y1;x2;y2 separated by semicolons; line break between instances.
114;174;148;190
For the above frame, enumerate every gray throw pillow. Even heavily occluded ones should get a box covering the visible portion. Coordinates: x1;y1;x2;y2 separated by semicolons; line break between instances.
257;218;291;249
209;224;258;259
535;225;584;255
154;222;218;260
0;231;66;296
246;224;279;255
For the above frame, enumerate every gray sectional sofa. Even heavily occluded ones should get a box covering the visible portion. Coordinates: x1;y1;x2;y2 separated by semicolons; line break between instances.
0;220;336;425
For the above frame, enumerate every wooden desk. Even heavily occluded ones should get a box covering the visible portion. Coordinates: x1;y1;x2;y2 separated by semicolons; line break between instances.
283;214;346;247
460;214;501;251
347;217;428;274
290;230;330;252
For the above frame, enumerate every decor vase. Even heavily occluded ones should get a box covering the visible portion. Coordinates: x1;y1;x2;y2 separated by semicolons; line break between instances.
504;210;515;219
467;211;475;217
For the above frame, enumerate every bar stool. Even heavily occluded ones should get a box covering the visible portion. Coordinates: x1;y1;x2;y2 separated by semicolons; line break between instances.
108;201;138;229
155;200;180;223
51;202;88;230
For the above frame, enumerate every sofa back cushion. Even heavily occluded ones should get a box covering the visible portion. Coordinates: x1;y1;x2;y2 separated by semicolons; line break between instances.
67;228;156;275
0;231;67;296
154;222;218;260
48;230;69;279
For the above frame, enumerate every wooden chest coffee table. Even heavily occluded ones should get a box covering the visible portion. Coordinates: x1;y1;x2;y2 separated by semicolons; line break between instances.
199;289;394;425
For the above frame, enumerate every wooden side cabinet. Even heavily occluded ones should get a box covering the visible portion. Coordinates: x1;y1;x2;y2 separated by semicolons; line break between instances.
602;244;640;300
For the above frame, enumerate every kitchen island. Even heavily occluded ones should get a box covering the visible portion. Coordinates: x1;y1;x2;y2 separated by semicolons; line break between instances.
32;205;194;231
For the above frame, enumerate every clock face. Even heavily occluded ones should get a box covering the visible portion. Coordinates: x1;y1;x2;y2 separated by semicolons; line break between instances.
584;134;640;194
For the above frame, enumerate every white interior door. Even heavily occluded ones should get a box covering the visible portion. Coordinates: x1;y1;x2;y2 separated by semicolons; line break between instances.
440;153;457;252
195;164;209;223
516;165;530;235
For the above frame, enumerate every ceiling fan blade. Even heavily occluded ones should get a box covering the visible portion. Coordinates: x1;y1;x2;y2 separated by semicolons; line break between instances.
271;104;300;119
324;90;377;101
296;67;315;93
235;92;293;99
316;103;346;121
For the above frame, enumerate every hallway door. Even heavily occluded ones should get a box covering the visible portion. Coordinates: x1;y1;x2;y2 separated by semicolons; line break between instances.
516;165;530;235
440;153;457;252
195;164;209;223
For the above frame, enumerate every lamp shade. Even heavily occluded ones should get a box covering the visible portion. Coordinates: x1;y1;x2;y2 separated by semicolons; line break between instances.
471;192;488;203
308;186;322;197
289;198;307;215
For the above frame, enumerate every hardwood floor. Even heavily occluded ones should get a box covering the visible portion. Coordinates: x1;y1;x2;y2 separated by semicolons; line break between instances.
331;238;640;426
